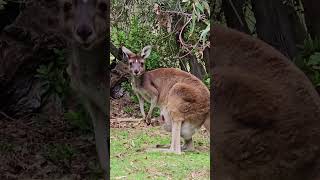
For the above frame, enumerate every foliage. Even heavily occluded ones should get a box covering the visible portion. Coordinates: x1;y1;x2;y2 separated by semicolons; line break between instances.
294;37;320;87
64;108;93;134
111;0;210;69
203;74;211;88
0;0;6;10
112;16;175;69
180;0;210;49
35;48;70;102
35;48;95;134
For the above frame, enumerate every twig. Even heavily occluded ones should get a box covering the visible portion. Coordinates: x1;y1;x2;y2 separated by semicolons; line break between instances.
111;118;143;122
163;10;206;20
178;17;192;50
177;49;193;59
0;111;17;121
113;7;124;20
228;0;244;27
114;176;127;179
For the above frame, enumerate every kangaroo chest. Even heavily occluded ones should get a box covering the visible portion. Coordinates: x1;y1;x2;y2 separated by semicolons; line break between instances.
68;45;106;96
131;77;152;102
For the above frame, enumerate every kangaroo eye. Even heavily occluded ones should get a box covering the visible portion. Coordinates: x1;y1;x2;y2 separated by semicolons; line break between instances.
141;62;144;65
63;2;72;12
129;62;132;66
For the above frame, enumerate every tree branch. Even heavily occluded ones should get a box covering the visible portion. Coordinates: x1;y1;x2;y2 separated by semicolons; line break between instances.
228;0;244;27
110;42;123;61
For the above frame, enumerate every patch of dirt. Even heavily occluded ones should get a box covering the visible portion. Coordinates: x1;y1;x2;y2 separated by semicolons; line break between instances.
111;93;140;119
110;93;160;129
188;169;210;180
0;113;102;180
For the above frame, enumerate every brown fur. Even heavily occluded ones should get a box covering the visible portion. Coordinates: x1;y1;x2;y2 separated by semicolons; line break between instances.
211;25;320;180
122;46;210;153
139;68;210;123
145;68;209;105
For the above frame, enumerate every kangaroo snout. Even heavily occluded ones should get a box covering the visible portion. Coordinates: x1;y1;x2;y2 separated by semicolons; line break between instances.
76;24;93;41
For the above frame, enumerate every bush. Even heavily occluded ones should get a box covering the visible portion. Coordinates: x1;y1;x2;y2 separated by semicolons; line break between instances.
35;48;70;103
294;37;320;87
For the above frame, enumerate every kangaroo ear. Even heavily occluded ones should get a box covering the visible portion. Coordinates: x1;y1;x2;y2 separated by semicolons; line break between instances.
141;45;152;59
121;46;134;60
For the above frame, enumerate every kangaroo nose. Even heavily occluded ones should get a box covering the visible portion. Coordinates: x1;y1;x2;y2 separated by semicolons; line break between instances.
134;70;139;74
76;25;93;41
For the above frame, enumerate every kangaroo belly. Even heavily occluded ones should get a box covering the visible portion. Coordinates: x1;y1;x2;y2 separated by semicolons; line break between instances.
160;107;204;140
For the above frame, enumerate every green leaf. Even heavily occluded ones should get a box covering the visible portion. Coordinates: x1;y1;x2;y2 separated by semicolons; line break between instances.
189;9;196;37
195;2;204;13
199;23;210;43
202;1;210;16
203;19;210;26
308;52;320;66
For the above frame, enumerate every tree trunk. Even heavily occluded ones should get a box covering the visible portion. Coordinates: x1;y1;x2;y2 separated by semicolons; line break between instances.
203;47;210;72
286;1;307;49
110;42;124;61
109;42;131;98
188;55;206;80
251;0;297;59
179;59;188;72
302;0;320;39
222;0;251;34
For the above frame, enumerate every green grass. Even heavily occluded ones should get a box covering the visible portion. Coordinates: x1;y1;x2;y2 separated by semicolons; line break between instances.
111;127;210;180
124;107;134;114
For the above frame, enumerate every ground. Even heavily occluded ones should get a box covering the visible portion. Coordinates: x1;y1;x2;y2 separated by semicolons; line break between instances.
0;97;103;179
110;94;210;180
0;93;210;180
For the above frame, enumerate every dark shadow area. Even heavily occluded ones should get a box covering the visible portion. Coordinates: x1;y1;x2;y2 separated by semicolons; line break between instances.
0;0;109;179
0;1;23;31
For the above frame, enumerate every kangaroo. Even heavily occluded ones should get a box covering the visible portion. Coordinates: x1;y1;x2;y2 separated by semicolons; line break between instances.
121;45;210;153
58;0;109;177
211;25;320;180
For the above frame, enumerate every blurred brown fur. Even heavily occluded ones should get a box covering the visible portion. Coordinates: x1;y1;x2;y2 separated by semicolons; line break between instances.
211;25;320;180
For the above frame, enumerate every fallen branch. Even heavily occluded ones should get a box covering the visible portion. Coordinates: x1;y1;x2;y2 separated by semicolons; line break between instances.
111;118;143;122
0;111;17;121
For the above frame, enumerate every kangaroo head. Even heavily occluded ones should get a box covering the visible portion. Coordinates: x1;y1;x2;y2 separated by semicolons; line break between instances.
121;46;152;76
58;0;108;49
